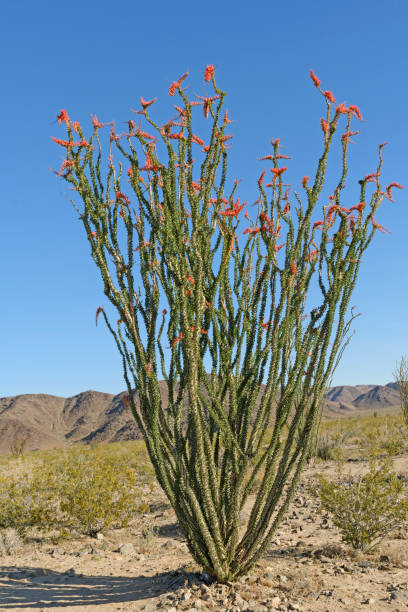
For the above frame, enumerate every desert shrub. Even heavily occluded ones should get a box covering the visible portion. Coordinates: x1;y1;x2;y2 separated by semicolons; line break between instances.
0;468;55;536
0;445;153;538
0;528;23;554
360;417;407;456
314;454;408;551
311;429;348;461
9;436;29;459
38;447;152;537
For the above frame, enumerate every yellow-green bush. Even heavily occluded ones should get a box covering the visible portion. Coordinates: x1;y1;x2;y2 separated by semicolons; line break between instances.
0;443;154;538
314;454;408;551
0;468;54;536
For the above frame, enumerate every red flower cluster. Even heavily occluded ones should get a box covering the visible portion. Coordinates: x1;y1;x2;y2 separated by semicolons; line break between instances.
204;65;215;82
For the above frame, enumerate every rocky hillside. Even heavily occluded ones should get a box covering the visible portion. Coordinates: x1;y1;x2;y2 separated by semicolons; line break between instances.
0;381;401;454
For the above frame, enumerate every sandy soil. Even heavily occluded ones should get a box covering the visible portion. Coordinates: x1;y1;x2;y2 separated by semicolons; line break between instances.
0;456;407;612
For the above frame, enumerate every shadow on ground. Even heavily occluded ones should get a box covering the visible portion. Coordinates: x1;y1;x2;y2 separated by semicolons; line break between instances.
0;565;197;608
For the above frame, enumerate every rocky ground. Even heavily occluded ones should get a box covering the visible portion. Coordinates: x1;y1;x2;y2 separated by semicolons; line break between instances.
0;457;407;612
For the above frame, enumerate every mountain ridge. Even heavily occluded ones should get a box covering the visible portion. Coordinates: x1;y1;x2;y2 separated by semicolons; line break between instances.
0;382;401;454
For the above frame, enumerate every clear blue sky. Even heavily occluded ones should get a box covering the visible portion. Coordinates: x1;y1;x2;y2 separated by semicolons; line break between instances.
1;0;407;398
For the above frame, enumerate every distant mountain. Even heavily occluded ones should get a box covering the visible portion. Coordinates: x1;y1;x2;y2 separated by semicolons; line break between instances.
0;382;402;454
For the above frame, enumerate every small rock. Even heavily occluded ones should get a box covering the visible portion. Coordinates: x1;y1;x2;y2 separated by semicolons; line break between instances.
200;572;211;584
118;542;135;555
233;593;245;606
264;566;274;580
182;589;192;601
270;596;281;608
288;604;300;611
166;608;177;612
390;590;408;603
96;532;104;540
278;574;288;583
362;598;375;605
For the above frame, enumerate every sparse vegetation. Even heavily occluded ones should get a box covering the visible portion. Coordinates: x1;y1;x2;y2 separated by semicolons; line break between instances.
9;435;29;458
314;451;408;552
0;442;154;538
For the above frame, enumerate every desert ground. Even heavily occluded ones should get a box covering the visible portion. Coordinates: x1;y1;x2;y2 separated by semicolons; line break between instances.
0;412;407;612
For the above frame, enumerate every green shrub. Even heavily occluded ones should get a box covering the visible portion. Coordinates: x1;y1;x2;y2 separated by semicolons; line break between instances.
0;468;54;536
314;454;408;551
311;430;347;461
41;448;151;537
0;445;153;539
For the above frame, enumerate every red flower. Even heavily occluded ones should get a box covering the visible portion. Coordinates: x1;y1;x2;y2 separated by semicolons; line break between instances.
220;197;245;218
223;109;232;124
162;309;167;315
320;118;329;134
364;172;380;182
187;275;195;284
116;192;131;205
258;169;266;186
386;182;404;201
95;306;104;326
57;109;70;125
58;159;75;176
349;104;363;121
91;114;105;129
310;69;321;88
336;103;348;115
140;97;157;110
324;90;336;103
371;217;390;233
191;134;204;146
291;261;298;275
342;130;360;143
169;71;189;96
204;65;215;82
271;166;288;177
243;227;260;236
171;332;183;347
302;176;309;188
178;71;189;85
349;202;366;214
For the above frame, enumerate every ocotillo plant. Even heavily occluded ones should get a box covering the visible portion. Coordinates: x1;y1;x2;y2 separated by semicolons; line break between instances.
394;356;408;431
52;67;402;581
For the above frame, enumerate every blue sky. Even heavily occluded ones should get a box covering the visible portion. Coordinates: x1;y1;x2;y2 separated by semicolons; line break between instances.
1;0;407;397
